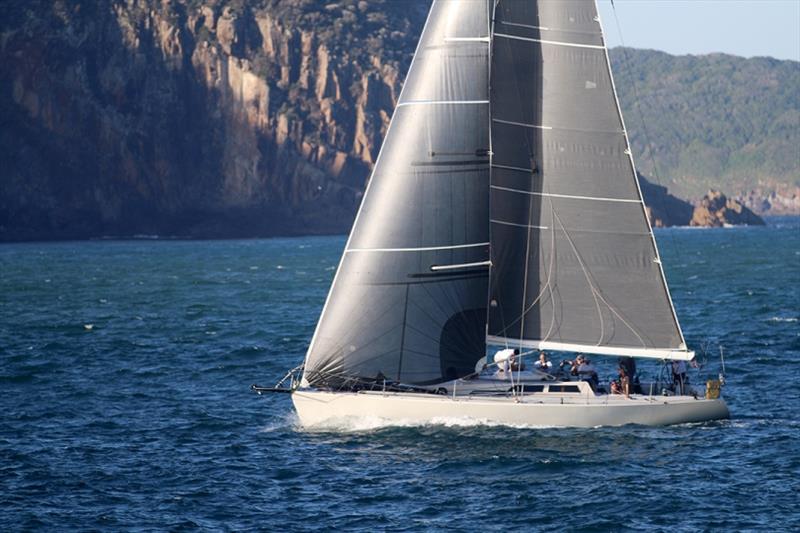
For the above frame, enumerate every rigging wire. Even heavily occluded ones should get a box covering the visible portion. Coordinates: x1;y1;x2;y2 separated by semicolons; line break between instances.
606;0;697;356
607;1;681;256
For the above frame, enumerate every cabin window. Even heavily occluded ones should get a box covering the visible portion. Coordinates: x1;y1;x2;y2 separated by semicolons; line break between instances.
511;384;545;393
548;385;580;393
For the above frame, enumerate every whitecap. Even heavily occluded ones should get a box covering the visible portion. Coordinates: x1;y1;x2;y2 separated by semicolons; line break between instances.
260;412;300;433
296;415;558;433
768;317;798;323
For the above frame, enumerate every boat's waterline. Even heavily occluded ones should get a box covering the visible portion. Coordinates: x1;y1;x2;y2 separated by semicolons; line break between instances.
292;390;730;429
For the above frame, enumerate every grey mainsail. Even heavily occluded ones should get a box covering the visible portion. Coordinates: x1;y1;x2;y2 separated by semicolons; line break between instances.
487;0;691;359
302;0;492;388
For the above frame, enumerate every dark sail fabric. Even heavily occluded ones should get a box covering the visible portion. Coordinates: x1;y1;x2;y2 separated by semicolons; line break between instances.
487;0;690;359
303;0;492;388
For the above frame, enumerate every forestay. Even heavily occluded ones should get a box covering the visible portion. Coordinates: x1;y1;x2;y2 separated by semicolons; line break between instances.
302;0;492;388
487;0;691;360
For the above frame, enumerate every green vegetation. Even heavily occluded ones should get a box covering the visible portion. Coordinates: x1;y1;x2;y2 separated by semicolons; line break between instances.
609;48;799;198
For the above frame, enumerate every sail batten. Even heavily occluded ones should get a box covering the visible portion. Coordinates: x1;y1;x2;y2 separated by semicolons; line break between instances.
494;33;606;50
346;242;490;254
490;186;643;204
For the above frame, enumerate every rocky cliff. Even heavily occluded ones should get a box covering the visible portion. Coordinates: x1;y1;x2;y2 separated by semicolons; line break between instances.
639;175;694;228
640;175;764;227
690;190;765;227
1;0;427;240
0;1;779;242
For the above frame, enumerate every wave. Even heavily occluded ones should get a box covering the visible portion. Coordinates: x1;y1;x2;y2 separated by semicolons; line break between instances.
260;412;300;433
295;415;562;433
767;316;798;322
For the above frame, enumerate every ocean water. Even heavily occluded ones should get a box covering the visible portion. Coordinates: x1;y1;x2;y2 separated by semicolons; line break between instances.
1;219;798;531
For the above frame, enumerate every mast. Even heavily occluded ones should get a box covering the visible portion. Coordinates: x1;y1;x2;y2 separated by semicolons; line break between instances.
486;0;692;361
302;0;493;388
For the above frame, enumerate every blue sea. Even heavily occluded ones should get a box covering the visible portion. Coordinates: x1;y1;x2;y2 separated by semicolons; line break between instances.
2;219;799;531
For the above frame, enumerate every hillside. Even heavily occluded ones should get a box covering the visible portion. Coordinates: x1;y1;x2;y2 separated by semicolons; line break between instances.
609;48;799;202
0;1;793;241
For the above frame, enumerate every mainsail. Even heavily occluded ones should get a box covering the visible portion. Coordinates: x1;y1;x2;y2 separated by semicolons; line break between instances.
487;0;691;359
302;0;492;388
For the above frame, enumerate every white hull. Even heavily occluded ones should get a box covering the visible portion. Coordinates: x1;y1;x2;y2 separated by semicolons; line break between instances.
292;389;729;428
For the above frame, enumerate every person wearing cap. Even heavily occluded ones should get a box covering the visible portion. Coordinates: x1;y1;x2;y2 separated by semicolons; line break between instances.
567;354;585;377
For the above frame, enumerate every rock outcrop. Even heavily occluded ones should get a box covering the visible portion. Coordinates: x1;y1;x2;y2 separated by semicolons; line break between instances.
640;175;765;227
691;190;766;227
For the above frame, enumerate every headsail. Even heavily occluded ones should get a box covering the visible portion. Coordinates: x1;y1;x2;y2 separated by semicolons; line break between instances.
302;0;492;388
487;0;691;360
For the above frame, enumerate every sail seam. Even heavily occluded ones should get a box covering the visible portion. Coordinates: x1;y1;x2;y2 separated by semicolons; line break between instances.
493;118;552;130
346;242;489;253
491;163;535;173
397;100;490;107
497;21;551;31
491;185;641;203
496;20;603;37
492;118;624;134
443;37;490;42
493;33;605;50
490;219;549;230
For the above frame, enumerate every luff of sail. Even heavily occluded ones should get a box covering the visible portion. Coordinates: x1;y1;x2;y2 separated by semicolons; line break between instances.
302;0;492;388
487;0;692;360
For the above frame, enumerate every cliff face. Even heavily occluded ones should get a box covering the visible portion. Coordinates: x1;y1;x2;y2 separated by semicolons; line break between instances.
0;1;780;241
0;0;428;240
639;175;695;228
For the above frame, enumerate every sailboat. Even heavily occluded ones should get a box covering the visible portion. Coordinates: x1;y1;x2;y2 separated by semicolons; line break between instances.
270;0;730;427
